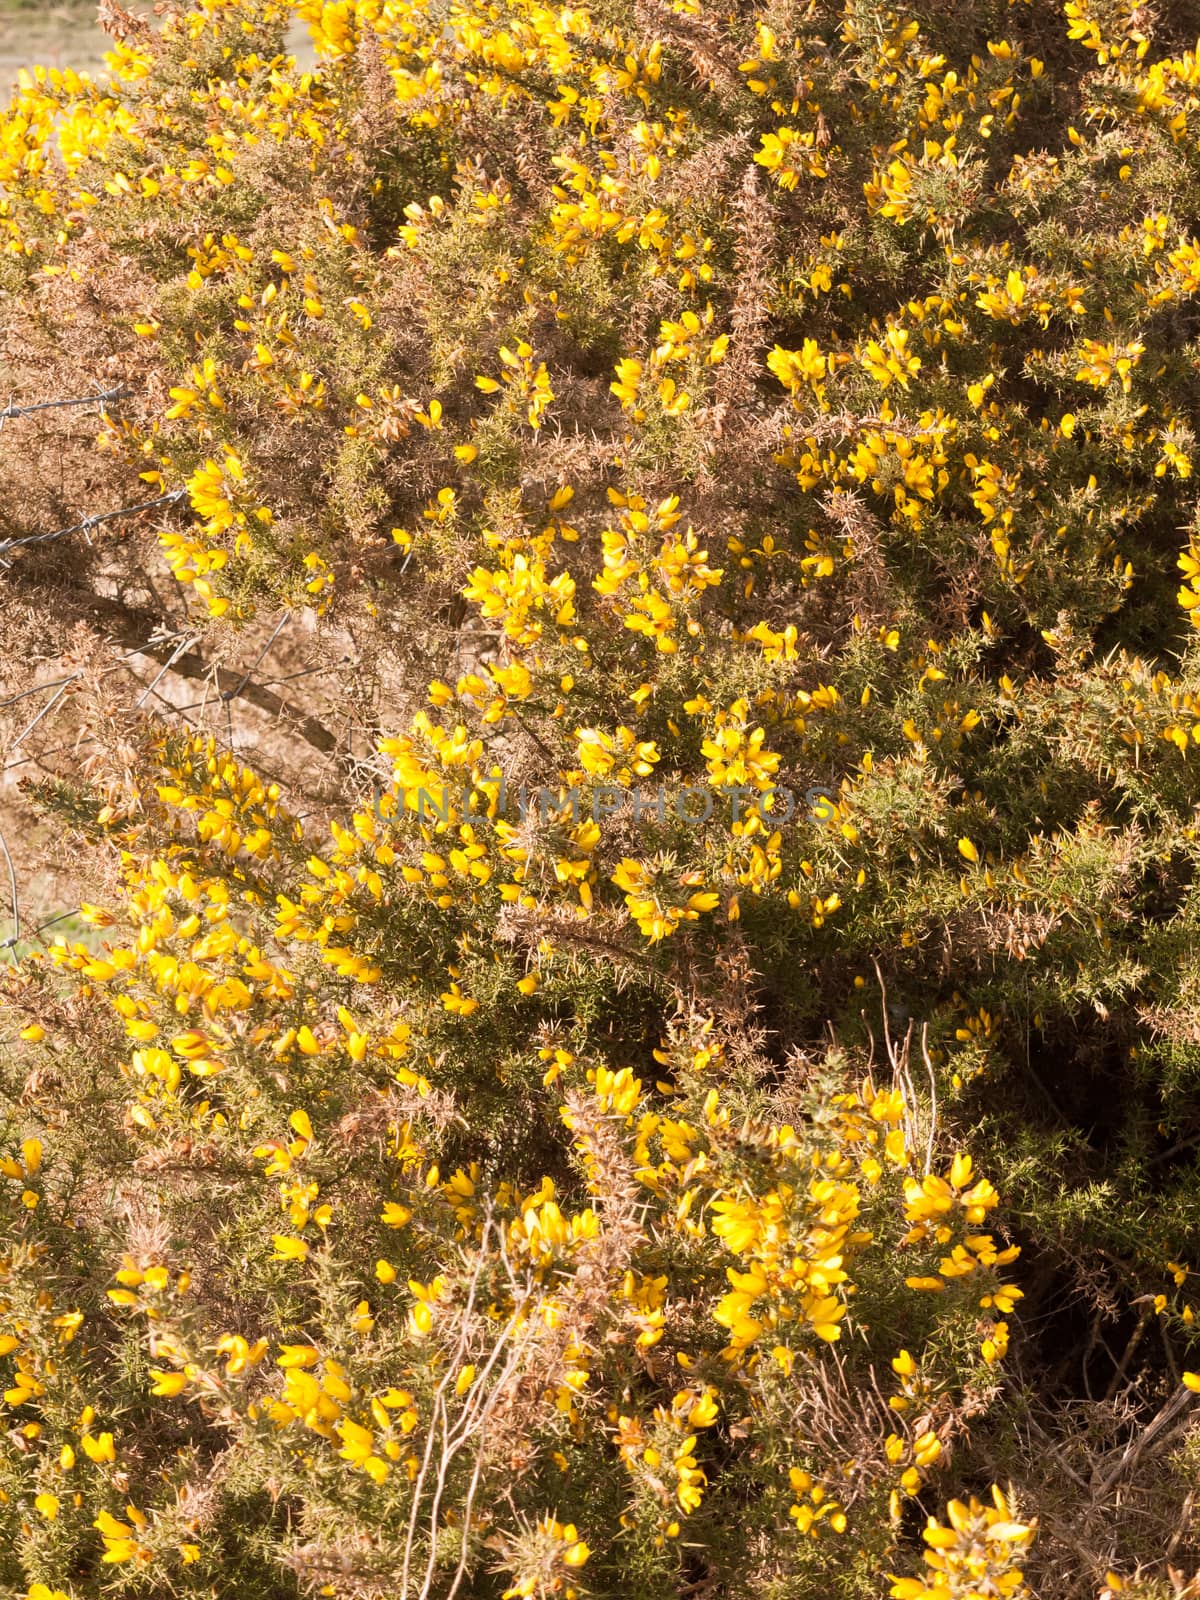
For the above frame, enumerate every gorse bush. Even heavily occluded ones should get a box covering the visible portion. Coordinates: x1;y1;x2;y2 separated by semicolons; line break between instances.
7;0;1200;1593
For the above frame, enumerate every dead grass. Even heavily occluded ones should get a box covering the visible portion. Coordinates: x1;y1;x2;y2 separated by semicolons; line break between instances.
0;2;316;90
0;1;113;84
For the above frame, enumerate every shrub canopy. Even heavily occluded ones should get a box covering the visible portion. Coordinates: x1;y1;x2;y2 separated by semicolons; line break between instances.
5;0;1200;1594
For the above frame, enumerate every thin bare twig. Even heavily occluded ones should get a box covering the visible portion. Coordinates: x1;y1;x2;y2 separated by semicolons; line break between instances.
6;679;75;759
220;613;289;704
134;632;200;710
0;825;20;965
920;1020;938;1176
0;630;192;716
0;672;81;712
1092;1386;1196;1498
401;1218;495;1599
2;662;342;776
426;1308;539;1600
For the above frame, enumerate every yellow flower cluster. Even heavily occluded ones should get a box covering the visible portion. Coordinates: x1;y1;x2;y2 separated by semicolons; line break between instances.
890;1488;1036;1600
